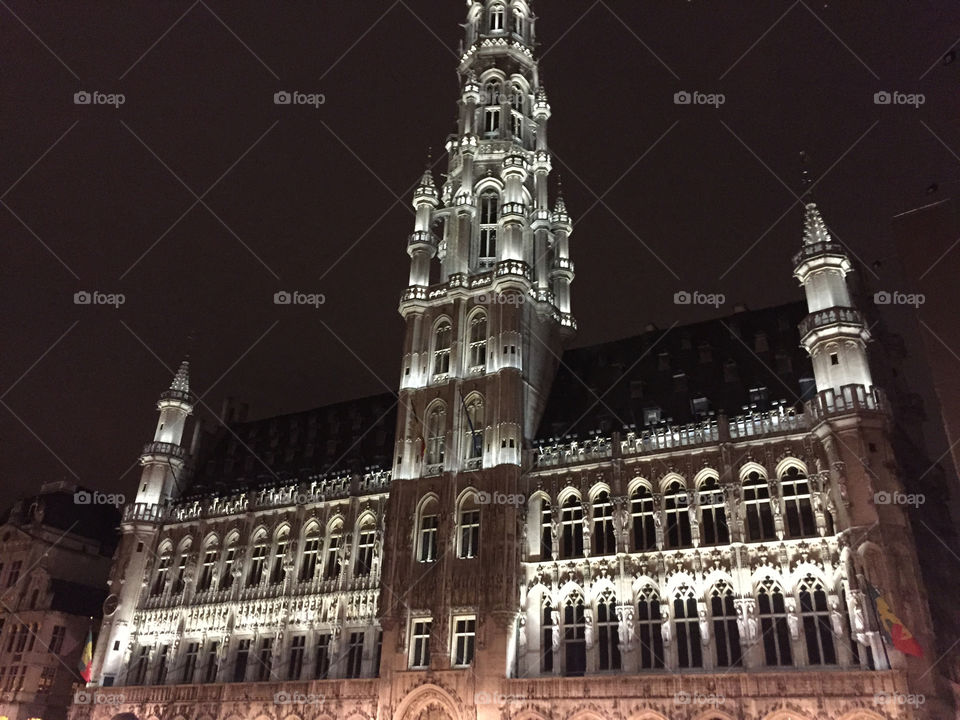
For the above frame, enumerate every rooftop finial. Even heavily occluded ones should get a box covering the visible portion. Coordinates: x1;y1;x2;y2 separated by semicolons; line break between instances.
802;203;833;247
169;360;190;393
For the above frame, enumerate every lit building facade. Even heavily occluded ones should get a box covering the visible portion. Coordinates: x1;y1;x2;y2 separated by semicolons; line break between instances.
71;2;953;719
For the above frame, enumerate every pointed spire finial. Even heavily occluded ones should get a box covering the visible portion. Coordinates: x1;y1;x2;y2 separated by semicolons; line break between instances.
802;203;833;247
169;360;190;393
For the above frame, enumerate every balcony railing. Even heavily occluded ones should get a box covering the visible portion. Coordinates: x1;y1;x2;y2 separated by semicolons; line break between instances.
798;306;863;339
122;503;164;523
806;384;886;421
140;441;186;460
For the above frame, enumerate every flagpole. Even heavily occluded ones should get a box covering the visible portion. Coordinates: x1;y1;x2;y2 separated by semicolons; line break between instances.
866;584;893;670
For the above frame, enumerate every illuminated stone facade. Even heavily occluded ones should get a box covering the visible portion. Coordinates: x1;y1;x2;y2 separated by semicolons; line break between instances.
70;2;954;719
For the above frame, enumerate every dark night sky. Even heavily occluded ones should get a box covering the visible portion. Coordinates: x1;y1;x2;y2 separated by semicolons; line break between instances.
2;1;959;510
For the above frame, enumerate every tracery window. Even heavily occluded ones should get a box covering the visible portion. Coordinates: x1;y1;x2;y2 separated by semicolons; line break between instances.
631;485;656;551
799;575;837;665
664;481;692;549
463;394;484;463
425;403;446;469
478;192;499;265
541;599;554;672
220;538;237;590
597;590;621;671
743;471;777;541
489;4;505;31
458;494;480;559
592;491;615;555
322;524;342;580
269;528;289;585
152;552;171;596
433;323;452;378
197;544;217;591
637;585;665;669
699;476;729;545
560;495;584;558
418;498;439;563
467;313;488;371
300;528;320;581
758;578;793;666
562;592;586;676
248;533;268;586
673;584;702;668
781;466;817;538
710;581;742;667
539;497;553;557
354;521;376;576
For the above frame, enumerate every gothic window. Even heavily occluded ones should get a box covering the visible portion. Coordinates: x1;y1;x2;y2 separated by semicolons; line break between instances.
270;527;289;585
758;578;793;666
636;585;665;669
130;646;149;685
743;471;776;541
781;466;817;538
300;527;320;581
664;481;692;548
592;490;615;555
541;599;554;672
417;498;439;563
256;637;273;680
710;582;742;667
489;4;505;31
463;394;484;464
467;313;488;371
562;592;586;676
698;476;729;545
452;617;476;667
597;590;621;671
631;484;656;551
560;495;584;558
314;633;331;679
203;641;219;683
288;635;305;680
354;520;376;576
410;619;432;669
799;575;837;665
483;106;501;139
152;552;171;596
182;642;199;683
425;403;446;469
220;538;237;590
232;639;251;682
197;544;217;592
673;585;702;668
432;323;452;379
172;552;188;594
154;644;169;684
513;9;526;39
322;523;342;580
539;497;553;557
478;192;499;266
457;494;481;559
248;532;268;586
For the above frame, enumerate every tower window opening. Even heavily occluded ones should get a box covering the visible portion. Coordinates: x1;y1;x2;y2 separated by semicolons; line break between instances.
467;314;488;371
830;352;839;366
489;4;505;31
478;193;499;266
483;107;501;139
433;323;452;379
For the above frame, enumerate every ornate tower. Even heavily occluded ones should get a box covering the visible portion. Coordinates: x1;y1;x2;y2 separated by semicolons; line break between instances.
90;362;193;686
380;0;573;707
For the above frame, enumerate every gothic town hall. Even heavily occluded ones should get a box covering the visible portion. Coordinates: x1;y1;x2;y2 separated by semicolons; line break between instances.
73;2;954;719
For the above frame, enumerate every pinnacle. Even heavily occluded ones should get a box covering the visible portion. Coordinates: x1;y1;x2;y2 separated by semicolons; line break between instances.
169;360;190;393
802;203;833;246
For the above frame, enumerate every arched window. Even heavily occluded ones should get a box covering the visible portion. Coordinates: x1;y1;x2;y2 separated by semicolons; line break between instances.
636;584;665;669
597;589;621;670
478;192;499;266
592;491;615;555
757;578;793;666
664;481;692;549
270;528;289;585
539;497;553;557
560;496;584;558
417;498;439;563
425;403;446;471
562;592;586;676
512;8;526;39
482;85;501;139
300;527;320;582
699;476;729;545
152;549;172;596
467;313;488;371
710;581;741;667
354;519;376;577
220;535;238;590
489;4;505;31
248;531;268;586
433;323;452;379
458;494;481;559
540;598;554;672
743;471;776;541
631;485;656;551
799;575;837;665
463;394;484;465
197;540;218;592
322;522;342;580
172;542;190;594
673;584;702;668
781;466;816;538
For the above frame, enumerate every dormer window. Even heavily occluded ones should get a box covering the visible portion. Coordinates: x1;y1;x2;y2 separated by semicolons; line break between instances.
489;4;505;31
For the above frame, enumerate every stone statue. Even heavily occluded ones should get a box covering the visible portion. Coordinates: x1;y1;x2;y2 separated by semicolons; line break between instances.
698;607;710;645
551;610;561;650
616;605;635;648
584;608;595;649
518;616;527;651
829;598;844;637
660;607;672;645
786;599;800;640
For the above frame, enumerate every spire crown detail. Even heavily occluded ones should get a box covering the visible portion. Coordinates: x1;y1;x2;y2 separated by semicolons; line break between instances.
169;360;189;393
803;203;833;247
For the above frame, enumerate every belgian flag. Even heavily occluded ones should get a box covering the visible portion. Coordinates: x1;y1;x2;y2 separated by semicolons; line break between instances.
867;583;923;657
79;628;94;682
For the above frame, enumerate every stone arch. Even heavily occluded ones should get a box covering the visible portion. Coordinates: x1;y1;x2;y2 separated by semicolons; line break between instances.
693;467;720;488
587;481;612;501
658;471;687;492
627;476;654;495
738;461;768;481
557;485;582;505
395;683;461;720
775;456;809;478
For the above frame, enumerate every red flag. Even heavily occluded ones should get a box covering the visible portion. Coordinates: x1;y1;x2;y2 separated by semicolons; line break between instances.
79;628;94;682
868;583;923;657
